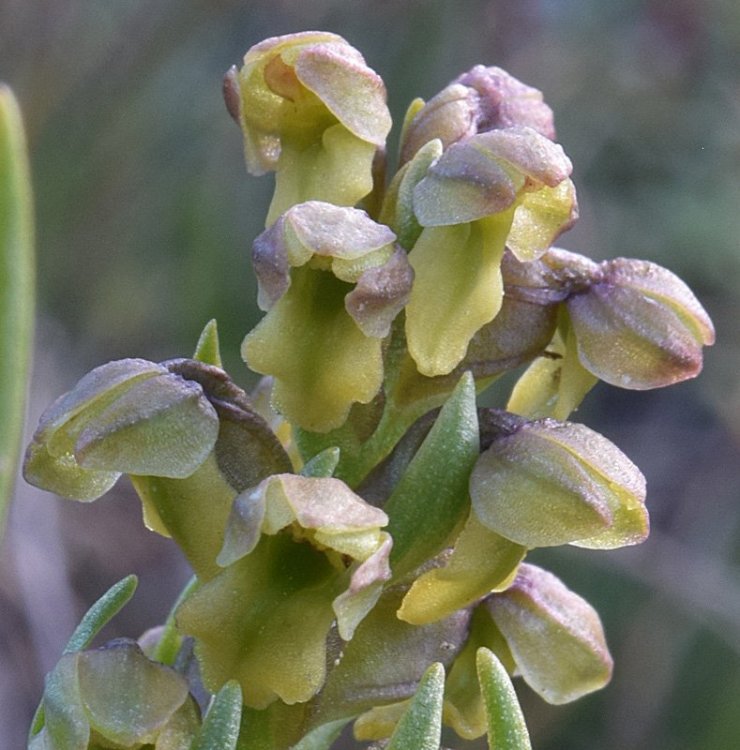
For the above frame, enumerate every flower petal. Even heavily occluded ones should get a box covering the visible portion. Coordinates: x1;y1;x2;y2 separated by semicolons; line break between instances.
345;247;414;338
507;178;578;262
74;372;218;478
77;640;189;746
398;513;525;625
294;42;392;147
243;266;384;432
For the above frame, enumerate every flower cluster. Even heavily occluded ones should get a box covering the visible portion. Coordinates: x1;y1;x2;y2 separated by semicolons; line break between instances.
24;32;713;750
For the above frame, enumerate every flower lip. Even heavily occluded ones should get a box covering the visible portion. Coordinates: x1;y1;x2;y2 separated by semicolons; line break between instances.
218;473;389;566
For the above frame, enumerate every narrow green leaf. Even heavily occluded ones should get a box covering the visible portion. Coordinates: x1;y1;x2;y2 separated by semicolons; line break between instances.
386;662;445;750
385;372;479;579
0;84;34;538
64;574;138;654
193;319;223;368
476;648;532;750
190;681;243;750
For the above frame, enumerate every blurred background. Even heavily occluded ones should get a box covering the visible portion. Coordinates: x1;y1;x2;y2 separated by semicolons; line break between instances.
1;1;739;747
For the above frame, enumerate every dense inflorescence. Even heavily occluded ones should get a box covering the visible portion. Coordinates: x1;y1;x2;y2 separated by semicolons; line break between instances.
24;32;713;750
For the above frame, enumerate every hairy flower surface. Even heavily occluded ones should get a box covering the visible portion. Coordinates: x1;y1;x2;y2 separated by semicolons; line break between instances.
566;256;716;388
24;357;291;579
483;564;613;704
400;65;555;165
30;640;198;750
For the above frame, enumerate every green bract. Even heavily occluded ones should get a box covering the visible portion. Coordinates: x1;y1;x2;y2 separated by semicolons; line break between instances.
21;30;717;750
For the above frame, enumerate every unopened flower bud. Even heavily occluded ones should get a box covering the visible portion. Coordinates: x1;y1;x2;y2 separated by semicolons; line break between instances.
483;564;613;704
471;410;648;549
400;66;555;165
23;359;220;501
456;65;556;138
566;257;715;389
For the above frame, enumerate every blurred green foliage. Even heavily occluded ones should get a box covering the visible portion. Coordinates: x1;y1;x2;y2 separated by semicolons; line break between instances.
2;1;739;749
0;85;34;535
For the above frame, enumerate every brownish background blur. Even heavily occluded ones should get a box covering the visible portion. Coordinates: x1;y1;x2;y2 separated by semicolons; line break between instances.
2;1;739;748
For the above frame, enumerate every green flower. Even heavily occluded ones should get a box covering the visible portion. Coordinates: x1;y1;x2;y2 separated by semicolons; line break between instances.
397;512;525;626
224;32;392;224
177;473;391;708
23;358;220;501
242;200;413;432
23;357;291;579
507;248;716;419
405;126;577;377
483;564;613;704
435;563;612;741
